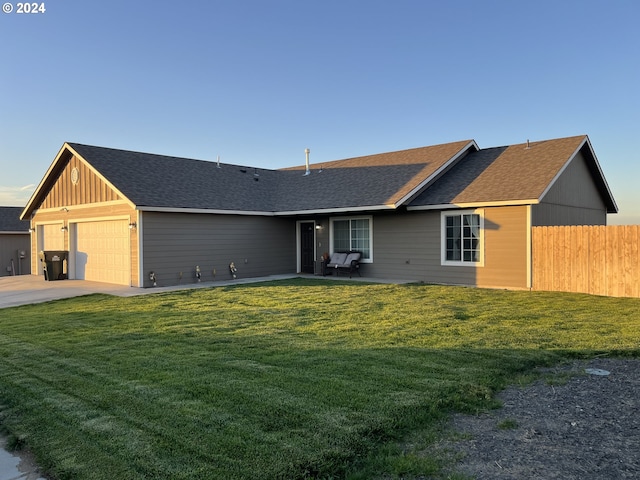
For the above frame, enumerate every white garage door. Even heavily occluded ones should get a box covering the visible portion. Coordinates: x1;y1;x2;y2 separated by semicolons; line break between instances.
75;220;130;285
42;224;64;250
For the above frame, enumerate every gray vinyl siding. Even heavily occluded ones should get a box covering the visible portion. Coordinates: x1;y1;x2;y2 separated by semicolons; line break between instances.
0;233;31;276
362;207;529;289
141;212;296;287
364;211;439;281
533;151;607;226
365;211;480;285
425;206;528;289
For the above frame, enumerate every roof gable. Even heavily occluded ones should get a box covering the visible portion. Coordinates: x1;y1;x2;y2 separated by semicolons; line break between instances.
540;136;617;213
21;144;126;219
408;135;617;212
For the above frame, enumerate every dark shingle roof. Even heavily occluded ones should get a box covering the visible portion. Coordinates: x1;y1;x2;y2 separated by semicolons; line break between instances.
276;141;475;211
67;143;280;211
22;135;616;217
273;164;427;211
65;140;474;213
0;207;29;232
408;135;616;212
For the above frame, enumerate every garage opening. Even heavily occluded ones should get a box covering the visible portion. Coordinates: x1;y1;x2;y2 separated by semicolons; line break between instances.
36;223;65;275
73;220;130;285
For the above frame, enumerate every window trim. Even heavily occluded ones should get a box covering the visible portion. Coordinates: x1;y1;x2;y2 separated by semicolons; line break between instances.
440;209;484;266
329;215;373;263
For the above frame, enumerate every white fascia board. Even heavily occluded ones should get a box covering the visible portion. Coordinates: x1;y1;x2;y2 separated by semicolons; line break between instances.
132;203;397;216
21;142;70;220
118;204;398;216
136;206;276;216
274;204;396;216
537;137;586;205
394;140;479;207
407;199;540;211
585;136;618;212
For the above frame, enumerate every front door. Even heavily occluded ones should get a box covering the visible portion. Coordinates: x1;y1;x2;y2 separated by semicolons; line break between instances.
299;222;315;274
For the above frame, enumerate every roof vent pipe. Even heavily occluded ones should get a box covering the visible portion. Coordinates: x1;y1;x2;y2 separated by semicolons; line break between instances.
304;148;311;176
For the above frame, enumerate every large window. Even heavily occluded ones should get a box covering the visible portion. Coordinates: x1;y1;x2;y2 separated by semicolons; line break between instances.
441;210;483;265
331;217;372;261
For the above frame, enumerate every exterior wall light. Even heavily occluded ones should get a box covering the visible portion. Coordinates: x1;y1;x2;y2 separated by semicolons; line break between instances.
128;222;137;229
60;226;68;232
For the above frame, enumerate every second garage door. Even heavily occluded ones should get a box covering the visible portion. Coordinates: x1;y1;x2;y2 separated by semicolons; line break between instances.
42;223;65;250
75;220;130;285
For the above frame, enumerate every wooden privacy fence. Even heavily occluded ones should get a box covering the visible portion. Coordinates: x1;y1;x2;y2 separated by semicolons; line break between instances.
532;225;640;298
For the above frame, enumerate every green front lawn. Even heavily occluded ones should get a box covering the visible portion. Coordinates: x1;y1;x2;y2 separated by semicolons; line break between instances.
1;279;638;479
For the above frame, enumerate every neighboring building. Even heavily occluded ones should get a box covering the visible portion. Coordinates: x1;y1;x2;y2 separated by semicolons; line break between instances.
0;206;31;276
20;135;617;288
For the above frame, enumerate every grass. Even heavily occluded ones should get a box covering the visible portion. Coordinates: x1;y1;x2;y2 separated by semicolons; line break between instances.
496;419;519;430
0;278;638;479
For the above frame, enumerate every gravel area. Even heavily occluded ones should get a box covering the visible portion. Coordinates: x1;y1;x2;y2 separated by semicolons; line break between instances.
434;358;640;479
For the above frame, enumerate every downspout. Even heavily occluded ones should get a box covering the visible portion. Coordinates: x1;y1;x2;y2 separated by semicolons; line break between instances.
526;205;532;290
137;210;144;287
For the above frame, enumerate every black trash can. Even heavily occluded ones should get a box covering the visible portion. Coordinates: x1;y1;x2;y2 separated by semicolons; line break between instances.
41;250;68;281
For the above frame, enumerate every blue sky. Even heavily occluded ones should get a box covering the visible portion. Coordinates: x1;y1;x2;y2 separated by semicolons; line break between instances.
1;0;638;223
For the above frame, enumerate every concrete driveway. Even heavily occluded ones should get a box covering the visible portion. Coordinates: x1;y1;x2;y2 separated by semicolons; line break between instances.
0;273;409;310
0;274;150;309
0;273;304;309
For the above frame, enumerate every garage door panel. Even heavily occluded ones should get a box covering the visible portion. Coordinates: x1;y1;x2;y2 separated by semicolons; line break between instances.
76;220;130;285
42;224;64;250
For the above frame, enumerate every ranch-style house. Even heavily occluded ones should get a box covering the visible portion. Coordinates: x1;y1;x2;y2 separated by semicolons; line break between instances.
20;135;617;288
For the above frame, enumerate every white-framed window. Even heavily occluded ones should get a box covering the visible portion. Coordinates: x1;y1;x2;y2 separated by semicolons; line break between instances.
330;216;372;262
441;210;484;266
